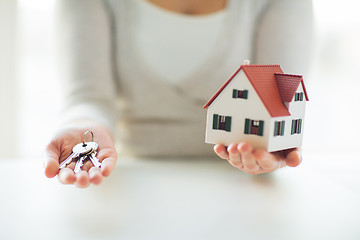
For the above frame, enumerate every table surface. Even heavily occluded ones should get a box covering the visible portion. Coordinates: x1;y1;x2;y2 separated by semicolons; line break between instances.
1;152;360;240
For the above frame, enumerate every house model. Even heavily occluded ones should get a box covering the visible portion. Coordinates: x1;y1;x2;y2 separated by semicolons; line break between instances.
203;61;309;152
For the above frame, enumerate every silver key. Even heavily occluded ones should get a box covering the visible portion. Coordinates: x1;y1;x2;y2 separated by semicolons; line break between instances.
81;141;101;169
74;155;86;173
89;151;101;168
59;152;79;169
59;143;91;169
58;131;100;172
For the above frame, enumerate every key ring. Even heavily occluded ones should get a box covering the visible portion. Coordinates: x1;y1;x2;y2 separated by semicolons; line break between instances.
82;131;94;147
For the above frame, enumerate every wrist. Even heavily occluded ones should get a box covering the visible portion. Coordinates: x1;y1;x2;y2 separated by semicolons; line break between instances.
60;119;115;140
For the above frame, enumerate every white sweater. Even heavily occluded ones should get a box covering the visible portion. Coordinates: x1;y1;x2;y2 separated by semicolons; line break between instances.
56;0;314;156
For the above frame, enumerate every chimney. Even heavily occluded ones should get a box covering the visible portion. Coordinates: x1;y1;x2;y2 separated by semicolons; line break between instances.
243;60;250;65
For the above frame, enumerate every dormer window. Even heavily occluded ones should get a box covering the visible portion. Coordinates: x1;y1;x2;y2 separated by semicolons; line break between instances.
232;89;248;99
294;92;304;101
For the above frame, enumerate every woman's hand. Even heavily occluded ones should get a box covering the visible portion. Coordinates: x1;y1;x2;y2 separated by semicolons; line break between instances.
44;123;117;188
214;142;302;175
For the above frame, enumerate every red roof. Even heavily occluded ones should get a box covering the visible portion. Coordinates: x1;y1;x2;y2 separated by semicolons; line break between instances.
203;64;308;117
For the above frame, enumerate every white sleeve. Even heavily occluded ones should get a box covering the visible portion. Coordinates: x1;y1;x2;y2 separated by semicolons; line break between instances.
254;0;314;75
55;0;117;133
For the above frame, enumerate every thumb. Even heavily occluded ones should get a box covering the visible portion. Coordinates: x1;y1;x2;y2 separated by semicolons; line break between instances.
285;149;302;167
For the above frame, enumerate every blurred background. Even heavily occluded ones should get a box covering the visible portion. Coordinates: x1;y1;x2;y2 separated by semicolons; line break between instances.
1;0;360;158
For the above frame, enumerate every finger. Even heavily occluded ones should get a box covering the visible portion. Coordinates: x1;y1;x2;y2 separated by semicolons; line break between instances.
101;157;116;177
99;149;117;177
44;144;60;178
238;142;260;173
214;144;229;160
227;144;243;168
75;171;90;188
253;149;280;172
89;167;103;185
58;168;76;185
285;149;302;167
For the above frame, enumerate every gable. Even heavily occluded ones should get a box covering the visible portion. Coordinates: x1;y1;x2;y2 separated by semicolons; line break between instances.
206;70;271;119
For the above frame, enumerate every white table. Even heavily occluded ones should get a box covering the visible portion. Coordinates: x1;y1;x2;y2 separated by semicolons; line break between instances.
1;152;360;240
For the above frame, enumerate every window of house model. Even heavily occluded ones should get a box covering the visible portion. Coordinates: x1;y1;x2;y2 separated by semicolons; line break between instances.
232;89;248;99
294;92;304;101
274;121;285;136
244;118;264;136
291;119;302;134
212;114;232;132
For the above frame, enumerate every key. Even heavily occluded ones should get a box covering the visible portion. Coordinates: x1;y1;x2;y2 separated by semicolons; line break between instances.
59;143;92;169
89;151;101;168
59;152;79;169
58;131;99;171
73;145;100;173
74;155;86;174
81;141;98;154
80;140;101;169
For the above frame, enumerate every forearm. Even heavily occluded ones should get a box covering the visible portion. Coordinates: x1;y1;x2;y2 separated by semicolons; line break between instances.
55;0;118;135
59;101;117;137
254;0;314;75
